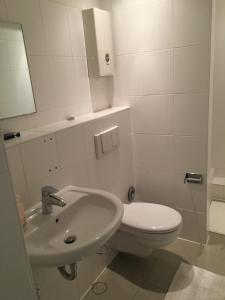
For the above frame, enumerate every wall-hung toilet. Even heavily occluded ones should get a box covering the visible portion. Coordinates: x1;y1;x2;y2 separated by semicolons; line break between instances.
110;203;182;257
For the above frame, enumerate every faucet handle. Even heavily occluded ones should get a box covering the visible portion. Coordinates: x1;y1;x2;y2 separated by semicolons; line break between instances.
42;186;59;197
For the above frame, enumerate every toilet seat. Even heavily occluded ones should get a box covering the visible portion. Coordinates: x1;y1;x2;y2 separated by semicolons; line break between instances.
121;203;182;235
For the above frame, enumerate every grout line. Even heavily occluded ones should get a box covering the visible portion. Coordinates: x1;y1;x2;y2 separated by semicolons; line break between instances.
115;42;210;57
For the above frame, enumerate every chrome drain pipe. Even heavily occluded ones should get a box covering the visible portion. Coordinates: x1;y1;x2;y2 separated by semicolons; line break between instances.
57;263;77;281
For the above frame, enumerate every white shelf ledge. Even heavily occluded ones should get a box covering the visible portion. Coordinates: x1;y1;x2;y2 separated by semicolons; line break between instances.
4;106;130;148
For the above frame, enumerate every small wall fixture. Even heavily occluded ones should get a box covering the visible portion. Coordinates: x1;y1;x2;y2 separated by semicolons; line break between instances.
184;173;203;184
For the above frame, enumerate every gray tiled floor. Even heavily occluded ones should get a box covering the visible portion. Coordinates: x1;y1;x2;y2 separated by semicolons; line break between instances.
83;233;225;300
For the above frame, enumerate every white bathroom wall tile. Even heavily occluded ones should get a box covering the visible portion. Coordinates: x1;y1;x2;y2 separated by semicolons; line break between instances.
117;49;172;96
134;134;173;171
5;0;47;55
6;145;30;208
86;149;121;192
130;95;173;134
212;134;225;169
174;45;210;93
28;55;53;112
174;0;211;47
32;266;80;300
103;109;131;140
174;173;207;213
0;140;7;173
0;115;27;133
174;136;207;173
25;108;61;129
146;95;173;134
77;248;116;298
173;93;209;137
129;97;148;134
135;167;176;207
0;41;9;69
211;184;224;200
72;57;92;114
55;124;86;168
49;56;77;108
20;134;60;182
0;0;8;20
40;0;72;56
66;6;86;57
178;209;207;243
112;0;151;11
27;170;64;206
113;0;172;54
60;162;90;188
90;77;113;112
118;137;135;202
83;118;105;160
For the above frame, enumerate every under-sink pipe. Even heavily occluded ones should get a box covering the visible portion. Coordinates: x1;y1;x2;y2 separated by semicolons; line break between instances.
57;263;77;281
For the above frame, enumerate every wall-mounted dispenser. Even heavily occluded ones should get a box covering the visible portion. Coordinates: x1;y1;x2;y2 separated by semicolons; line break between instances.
82;8;114;77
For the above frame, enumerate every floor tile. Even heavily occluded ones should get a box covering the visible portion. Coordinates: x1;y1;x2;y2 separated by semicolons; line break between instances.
142;249;184;291
108;252;156;288
84;234;225;300
134;286;166;300
83;268;138;300
164;238;203;265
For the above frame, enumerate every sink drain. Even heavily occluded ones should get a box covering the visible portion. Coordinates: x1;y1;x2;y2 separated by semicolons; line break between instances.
64;235;77;244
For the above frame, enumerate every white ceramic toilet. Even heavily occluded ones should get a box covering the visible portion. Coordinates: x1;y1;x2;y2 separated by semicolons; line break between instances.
110;202;182;257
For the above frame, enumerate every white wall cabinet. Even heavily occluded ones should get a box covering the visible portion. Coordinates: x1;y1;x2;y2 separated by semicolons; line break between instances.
82;8;114;77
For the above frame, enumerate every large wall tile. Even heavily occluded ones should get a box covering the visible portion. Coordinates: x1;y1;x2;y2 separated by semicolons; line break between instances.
174;173;207;213
5;0;47;55
28;55;53;112
20;134;60;182
129;96;148;134
178;209;206;243
136;168;176;207
83;118;105;160
134;134;173;171
145;95;173;135
49;56;78;108
130;95;173;134
27;171;63;206
174;136;207;173
32;266;80;300
118;49;172;96
173;93;209;136
0;0;8;20
40;0;71;56
6;145;30;208
72;57;92;114
0;115;27;132
212;133;225;169
66;6;86;57
0;140;7;173
113;0;172;54
174;0;211;47
56;124;86;168
174;45;210;93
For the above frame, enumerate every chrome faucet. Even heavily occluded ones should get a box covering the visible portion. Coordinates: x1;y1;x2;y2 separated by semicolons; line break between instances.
41;186;66;214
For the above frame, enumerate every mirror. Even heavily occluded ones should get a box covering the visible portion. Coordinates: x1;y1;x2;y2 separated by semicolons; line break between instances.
0;22;36;120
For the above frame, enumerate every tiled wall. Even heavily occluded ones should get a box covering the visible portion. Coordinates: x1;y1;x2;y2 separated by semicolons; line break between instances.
5;108;133;300
112;0;211;242
211;0;225;172
0;136;36;299
0;0;112;132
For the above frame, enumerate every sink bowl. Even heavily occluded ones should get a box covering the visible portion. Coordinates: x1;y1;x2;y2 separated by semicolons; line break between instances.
24;186;123;267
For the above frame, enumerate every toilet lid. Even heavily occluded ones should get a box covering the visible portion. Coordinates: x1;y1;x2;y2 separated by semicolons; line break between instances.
122;203;182;234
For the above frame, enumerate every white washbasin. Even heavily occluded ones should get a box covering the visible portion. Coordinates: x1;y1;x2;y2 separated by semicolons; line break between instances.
24;186;123;267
